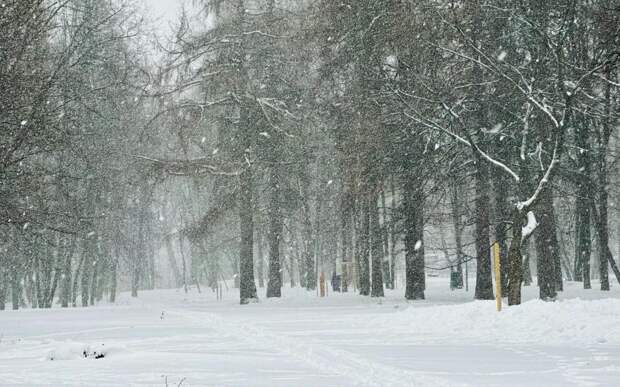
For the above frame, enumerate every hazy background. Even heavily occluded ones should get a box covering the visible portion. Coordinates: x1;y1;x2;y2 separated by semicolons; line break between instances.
141;0;182;35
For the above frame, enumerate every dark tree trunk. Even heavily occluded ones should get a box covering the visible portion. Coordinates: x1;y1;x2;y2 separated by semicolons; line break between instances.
266;159;282;298
550;213;564;292
256;230;265;288
80;240;91;307
358;195;371;296
178;235;189;293
522;239;533;286
60;239;73;308
109;259;117;303
403;179;425;300
370;190;384;297
164;235;182;288
46;264;60;308
591;200;617;288
131;253;139;299
474;154;494;300
71;252;84;307
596;166;610;292
239;163;257;303
574;120;592;287
389;176;397;290
231;0;257;304
11;267;20;310
534;186;558;300
300;166;316;291
493;174;510;295
507;208;524;305
340;179;352;292
450;180;464;288
593;72;612;291
89;255;99;306
380;187;392;289
0;264;6;311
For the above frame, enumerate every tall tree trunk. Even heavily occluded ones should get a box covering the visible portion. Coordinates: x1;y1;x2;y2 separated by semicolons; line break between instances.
380;187;391;289
403;179;425;300
450;178;464;288
11;266;20;310
389;176;397;290
590;200;619;287
233;0;257;304
474;153;494;300
300;167;316;290
493;174;510;295
164;235;182;288
594;69;612;291
523;239;533;286
0;267;6;311
574;120;592;287
72;252;84;307
178;234;189;293
507;208;524;305
89;259;99;306
60;238;74;308
534;186;558;300
80;239;91;307
239;156;257;303
370;189;384;297
109;258;117;303
340;177;352;292
550;210;563;292
130;244;139;298
358;195;371;296
266;157;282;298
256;230;265;288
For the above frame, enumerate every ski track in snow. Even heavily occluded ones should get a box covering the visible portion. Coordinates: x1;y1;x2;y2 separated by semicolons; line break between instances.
168;308;466;387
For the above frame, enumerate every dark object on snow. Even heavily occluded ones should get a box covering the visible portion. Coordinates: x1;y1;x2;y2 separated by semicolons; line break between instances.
450;271;463;290
331;272;341;292
83;346;106;359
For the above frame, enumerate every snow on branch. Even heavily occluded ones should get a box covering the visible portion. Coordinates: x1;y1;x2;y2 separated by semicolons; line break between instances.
133;155;243;177
402;104;521;183
521;211;538;242
516;140;560;211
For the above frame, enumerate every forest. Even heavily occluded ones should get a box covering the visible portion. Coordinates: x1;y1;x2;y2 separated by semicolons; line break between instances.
1;0;619;311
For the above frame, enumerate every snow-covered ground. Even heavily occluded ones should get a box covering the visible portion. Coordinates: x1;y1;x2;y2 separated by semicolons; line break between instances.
1;279;619;387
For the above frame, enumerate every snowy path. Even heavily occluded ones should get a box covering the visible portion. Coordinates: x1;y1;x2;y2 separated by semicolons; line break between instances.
1;279;620;386
166;308;459;387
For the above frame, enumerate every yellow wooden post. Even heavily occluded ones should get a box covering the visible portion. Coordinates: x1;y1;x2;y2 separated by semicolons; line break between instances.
494;242;502;311
319;272;326;297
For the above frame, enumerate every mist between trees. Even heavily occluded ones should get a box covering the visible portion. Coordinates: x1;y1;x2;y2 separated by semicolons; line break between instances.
1;0;619;309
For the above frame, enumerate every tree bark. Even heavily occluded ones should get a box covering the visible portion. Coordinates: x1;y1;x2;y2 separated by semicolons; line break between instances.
474;153;494;300
164;235;182;288
0;263;6;310
450;179;464;289
340;177;352;292
256;230;265;288
370;189;384;297
266;156;283;298
507;208;524;305
534;186;558;300
574;120;592;287
493;174;510;295
403;179;425;300
358;195;371;296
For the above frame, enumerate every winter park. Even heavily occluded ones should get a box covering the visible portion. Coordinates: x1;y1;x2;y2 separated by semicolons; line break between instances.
1;0;620;386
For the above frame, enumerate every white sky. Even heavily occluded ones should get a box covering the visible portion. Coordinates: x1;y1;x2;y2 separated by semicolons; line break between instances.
140;0;183;35
142;0;180;19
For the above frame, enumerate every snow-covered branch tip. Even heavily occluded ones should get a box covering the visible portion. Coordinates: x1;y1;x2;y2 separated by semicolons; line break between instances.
521;211;538;242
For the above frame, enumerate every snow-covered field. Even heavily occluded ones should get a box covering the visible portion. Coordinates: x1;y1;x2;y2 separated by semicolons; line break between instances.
1;279;619;387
